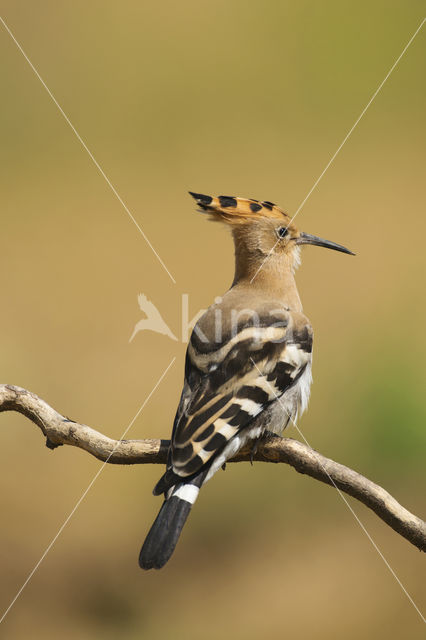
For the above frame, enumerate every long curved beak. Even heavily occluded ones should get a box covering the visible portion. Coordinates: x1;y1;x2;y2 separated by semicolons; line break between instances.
297;232;355;256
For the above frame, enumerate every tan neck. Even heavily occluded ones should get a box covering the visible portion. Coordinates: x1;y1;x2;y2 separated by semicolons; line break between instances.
231;235;303;312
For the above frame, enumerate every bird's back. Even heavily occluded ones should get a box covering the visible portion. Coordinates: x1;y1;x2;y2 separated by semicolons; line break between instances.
154;289;313;493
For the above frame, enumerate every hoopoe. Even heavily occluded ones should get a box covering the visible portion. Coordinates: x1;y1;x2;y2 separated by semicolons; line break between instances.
139;192;354;570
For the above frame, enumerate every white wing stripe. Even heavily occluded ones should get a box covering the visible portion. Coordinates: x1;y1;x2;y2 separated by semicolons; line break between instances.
233;397;263;416
188;325;287;371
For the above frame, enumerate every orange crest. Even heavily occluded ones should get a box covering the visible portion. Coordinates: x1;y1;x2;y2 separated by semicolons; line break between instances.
189;192;290;225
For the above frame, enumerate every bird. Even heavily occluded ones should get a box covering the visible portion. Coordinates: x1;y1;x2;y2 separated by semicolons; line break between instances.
139;192;354;570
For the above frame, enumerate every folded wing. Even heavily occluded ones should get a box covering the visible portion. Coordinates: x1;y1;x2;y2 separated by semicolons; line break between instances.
154;318;312;495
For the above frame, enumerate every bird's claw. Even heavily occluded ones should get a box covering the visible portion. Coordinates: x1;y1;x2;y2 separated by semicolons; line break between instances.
250;440;259;465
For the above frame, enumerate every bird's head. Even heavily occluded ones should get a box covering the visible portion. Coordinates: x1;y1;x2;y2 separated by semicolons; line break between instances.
189;192;354;277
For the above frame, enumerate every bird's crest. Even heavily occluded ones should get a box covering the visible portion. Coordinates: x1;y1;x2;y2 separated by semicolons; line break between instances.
189;192;290;225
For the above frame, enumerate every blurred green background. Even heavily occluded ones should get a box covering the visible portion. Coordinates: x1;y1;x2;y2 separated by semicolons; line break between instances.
1;1;425;638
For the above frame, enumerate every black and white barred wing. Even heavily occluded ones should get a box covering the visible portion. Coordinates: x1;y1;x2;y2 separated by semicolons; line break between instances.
158;322;312;491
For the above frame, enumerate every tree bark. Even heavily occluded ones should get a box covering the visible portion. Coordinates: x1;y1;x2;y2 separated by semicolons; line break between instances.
1;384;424;552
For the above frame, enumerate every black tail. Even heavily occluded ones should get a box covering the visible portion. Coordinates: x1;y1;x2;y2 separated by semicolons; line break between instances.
139;473;205;570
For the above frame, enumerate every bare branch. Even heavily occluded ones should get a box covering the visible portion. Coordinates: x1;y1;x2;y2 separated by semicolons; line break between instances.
1;384;425;552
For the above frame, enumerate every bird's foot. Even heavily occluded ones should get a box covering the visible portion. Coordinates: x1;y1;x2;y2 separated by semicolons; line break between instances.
250;431;280;464
249;440;259;465
262;430;281;441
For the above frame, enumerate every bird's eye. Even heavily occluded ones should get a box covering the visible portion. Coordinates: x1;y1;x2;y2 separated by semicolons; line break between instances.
277;227;288;238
